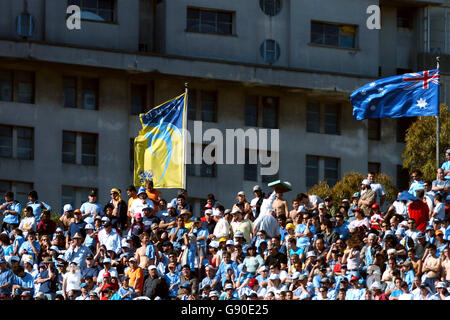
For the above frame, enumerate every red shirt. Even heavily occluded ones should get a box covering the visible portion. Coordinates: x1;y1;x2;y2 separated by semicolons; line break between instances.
408;200;429;232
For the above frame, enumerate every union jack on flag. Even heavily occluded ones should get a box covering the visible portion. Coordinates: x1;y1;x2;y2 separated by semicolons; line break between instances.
402;69;439;90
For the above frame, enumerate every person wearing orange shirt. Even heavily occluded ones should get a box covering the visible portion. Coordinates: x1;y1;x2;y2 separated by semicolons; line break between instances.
126;257;144;295
146;180;161;215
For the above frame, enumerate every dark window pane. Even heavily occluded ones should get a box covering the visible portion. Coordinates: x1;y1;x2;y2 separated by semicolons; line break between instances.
396;117;415;143
16;71;34;104
201;91;217;122
131;84;147;115
187;8;200;20
368;162;381;174
306;155;319;189
368;119;381;140
98;0;113;10
324;24;339;46
62;131;76;164
63;77;77;108
262;96;278;128
324;158;339;187
0;125;12;158
0;70;13;102
81;133;97;165
306;102;320;133
396;165;410;190
82;78;98;110
324;103;340;135
187;8;232;34
259;0;282;16
188;90;197;120
17;127;33;160
245;95;258;127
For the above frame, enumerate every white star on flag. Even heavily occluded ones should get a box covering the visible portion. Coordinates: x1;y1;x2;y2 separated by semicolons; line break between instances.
416;98;428;109
369;82;376;87
378;87;384;93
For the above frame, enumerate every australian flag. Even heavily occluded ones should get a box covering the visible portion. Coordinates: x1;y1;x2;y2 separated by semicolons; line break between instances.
351;69;439;120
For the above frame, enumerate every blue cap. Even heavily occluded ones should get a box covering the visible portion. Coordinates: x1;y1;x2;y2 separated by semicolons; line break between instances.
0;258;5;264
181;283;191;288
137;187;146;196
80;283;88;288
352;192;360;198
397;191;418;201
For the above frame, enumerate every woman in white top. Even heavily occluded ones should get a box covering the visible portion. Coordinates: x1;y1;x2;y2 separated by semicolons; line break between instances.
18;206;37;237
62;262;82;300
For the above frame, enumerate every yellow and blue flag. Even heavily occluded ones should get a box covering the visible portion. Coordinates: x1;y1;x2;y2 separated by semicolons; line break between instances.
351;68;439;120
134;92;187;188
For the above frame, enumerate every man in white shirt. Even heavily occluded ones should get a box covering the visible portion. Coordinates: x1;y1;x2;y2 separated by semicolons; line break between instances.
212;211;230;239
367;172;386;206
98;222;122;255
129;187;154;220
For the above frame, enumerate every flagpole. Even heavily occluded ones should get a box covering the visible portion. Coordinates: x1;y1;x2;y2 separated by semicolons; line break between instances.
436;56;440;171
184;82;189;190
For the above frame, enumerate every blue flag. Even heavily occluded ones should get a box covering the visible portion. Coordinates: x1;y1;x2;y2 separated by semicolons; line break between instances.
351;69;439;120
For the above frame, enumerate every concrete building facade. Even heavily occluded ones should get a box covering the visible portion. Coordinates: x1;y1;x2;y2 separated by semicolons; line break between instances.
0;0;448;214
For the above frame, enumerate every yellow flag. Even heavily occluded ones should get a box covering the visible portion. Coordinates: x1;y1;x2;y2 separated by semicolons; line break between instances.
134;93;187;188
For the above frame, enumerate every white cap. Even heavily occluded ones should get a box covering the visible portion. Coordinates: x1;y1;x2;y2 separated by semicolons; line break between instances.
226;240;234;246
297;205;307;213
49;246;60;253
122;242;130;249
204;209;213;215
63;204;73;212
237;191;245;196
269;273;280;280
209;290;219;297
224;283;234;290
101;216;110;222
85;224;94;230
371;282;382;290
306;251;316;259
209;241;219;248
148;265;157;270
212;210;222;217
167;203;174;209
362;179;371;185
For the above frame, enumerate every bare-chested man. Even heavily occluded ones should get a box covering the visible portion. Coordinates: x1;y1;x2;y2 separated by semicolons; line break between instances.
289;199;300;221
135;233;157;270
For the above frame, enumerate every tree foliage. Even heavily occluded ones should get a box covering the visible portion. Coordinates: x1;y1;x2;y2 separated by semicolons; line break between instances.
402;104;450;181
306;171;397;211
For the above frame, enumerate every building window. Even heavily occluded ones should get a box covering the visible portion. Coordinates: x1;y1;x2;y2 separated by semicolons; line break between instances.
396;165;410;191
186;8;234;35
68;0;115;23
201;91;217;122
62;131;76;164
261;151;279;183
397;7;413;29
244;148;258;181
306;155;340;189
188;89;218;122
244;95;279;128
259;0;282;16
368;119;381;140
396;117;415;143
82;78;99;110
81;133;98;165
62;186;97;210
368;162;381;174
130;84;148;115
311;21;357;49
244;96;259;127
0;125;33;160
260;39;280;64
0;69;34;103
63;77;77;108
62;131;98;166
0;180;33;206
188;144;216;177
306;101;340;135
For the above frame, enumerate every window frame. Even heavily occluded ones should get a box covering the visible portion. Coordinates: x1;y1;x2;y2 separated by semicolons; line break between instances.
0;124;34;160
310;21;358;49
0;69;35;104
67;0;116;24
306;100;341;135
306;155;340;190
186;7;235;36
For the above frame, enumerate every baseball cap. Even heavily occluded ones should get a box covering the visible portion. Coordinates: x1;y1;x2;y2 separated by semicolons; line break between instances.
371;203;379;209
181;283;191;288
436;282;446;289
298;274;308;281
212;210;222;217
137;187;146;196
148;265;157;270
101;216;110;222
253;185;261;191
352;192;360;198
350;276;358;282
55;227;64;232
237;191;245;196
446;149;450;154
286;223;295;230
143;205;153;211
318;203;326;209
10;256;20;262
436;230;444;236
361;179;371;185
209;241;219;248
306;251;316;259
80;283;88;288
204;209;213;215
224;209;232;215
426;225;434;231
234;231;244;238
226;240;235;246
63;204;73;212
134;213;142;219
291;272;301;280
371;282;382;290
269;273;280;280
224;283;234;290
49;246;60;253
248;278;258;287
103;258;111;264
85;224;94;230
417;231;426;238
209;291;219;297
341;199;349;203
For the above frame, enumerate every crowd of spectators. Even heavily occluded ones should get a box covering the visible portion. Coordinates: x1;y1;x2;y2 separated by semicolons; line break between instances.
0;150;449;301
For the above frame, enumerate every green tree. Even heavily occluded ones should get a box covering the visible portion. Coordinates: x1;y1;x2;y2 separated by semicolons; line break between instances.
306;171;397;212
402;104;450;181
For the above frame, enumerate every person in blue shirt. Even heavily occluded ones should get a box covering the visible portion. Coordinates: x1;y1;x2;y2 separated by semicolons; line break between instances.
164;262;180;298
11;229;24;257
0;258;14;297
12;265;34;297
408;170;425;196
193;218;208;260
117;276;135;300
0;191;22;233
35;257;59;300
26;190;51;223
200;264;220;291
66;210;87;243
18;231;40;263
441;149;450;180
169;217;189;253
333;214;350;242
216;251;238;281
401;260;415;291
295;212;313;251
0;233;13;258
80;189;103;220
388;277;404;300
